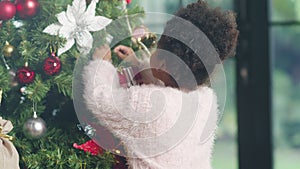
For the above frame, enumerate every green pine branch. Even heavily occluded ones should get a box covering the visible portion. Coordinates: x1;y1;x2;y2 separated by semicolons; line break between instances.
52;72;73;98
0;0;149;168
0;66;10;93
26;75;51;103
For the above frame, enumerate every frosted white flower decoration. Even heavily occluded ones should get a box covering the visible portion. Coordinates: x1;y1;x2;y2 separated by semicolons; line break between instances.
43;0;112;55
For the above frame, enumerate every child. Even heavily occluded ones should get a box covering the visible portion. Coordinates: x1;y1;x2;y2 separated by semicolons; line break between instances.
83;1;238;168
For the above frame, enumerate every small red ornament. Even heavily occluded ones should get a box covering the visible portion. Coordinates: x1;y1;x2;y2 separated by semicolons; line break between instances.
43;53;62;76
73;140;104;156
0;1;16;21
15;0;40;19
126;0;131;4
16;66;35;84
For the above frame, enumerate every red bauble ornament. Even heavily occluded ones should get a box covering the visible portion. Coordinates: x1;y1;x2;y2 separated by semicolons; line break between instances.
16;66;35;84
43;53;62;76
15;0;40;19
0;1;16;21
126;0;131;4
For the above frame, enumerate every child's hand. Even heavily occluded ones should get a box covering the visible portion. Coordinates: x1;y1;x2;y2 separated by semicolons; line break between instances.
93;44;112;61
114;45;139;66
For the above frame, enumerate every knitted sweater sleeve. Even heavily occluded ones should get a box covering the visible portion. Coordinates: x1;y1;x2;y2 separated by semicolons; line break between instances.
83;60;181;139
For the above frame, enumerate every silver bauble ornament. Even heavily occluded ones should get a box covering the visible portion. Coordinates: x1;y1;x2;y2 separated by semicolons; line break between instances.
23;117;47;139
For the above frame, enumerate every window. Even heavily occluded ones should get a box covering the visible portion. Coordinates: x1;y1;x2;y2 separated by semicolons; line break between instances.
270;1;300;169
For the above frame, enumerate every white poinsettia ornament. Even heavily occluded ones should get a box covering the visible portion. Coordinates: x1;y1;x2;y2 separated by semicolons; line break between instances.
43;0;112;55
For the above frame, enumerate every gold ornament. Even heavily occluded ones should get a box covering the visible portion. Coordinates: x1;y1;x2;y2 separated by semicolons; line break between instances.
115;149;121;154
3;41;14;57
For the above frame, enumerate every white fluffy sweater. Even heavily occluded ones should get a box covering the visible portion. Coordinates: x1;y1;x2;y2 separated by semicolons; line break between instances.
83;60;218;169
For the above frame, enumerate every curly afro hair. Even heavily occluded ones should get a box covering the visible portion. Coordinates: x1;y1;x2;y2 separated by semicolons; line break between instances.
156;0;239;88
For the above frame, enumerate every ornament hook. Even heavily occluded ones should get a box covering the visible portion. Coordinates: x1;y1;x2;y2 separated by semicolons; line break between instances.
32;101;38;118
49;44;57;55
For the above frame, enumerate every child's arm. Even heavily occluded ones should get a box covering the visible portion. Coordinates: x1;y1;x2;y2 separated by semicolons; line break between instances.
83;59;181;139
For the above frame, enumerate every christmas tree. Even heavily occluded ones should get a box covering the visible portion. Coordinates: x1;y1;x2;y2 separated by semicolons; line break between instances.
0;0;155;168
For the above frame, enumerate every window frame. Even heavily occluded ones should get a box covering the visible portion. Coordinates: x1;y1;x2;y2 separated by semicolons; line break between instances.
234;0;273;169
